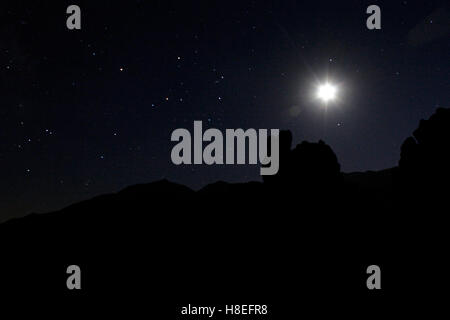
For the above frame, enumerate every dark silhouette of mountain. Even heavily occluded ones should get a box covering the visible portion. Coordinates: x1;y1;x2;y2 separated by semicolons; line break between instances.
1;108;449;315
399;108;450;196
263;130;341;192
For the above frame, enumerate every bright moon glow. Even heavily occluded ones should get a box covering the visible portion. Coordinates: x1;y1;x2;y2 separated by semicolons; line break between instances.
317;83;337;102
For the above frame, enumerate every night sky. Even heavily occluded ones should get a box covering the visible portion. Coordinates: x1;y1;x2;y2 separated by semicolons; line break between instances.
1;0;449;220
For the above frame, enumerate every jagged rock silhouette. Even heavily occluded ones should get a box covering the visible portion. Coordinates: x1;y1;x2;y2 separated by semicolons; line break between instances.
263;130;341;193
399;107;450;195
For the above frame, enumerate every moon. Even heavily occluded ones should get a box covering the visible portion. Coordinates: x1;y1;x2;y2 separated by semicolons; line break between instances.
317;83;337;102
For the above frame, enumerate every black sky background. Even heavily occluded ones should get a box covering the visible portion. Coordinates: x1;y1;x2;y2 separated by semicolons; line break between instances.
1;0;449;220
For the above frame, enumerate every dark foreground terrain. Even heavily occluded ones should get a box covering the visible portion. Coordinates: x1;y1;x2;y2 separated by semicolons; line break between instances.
1;109;449;316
